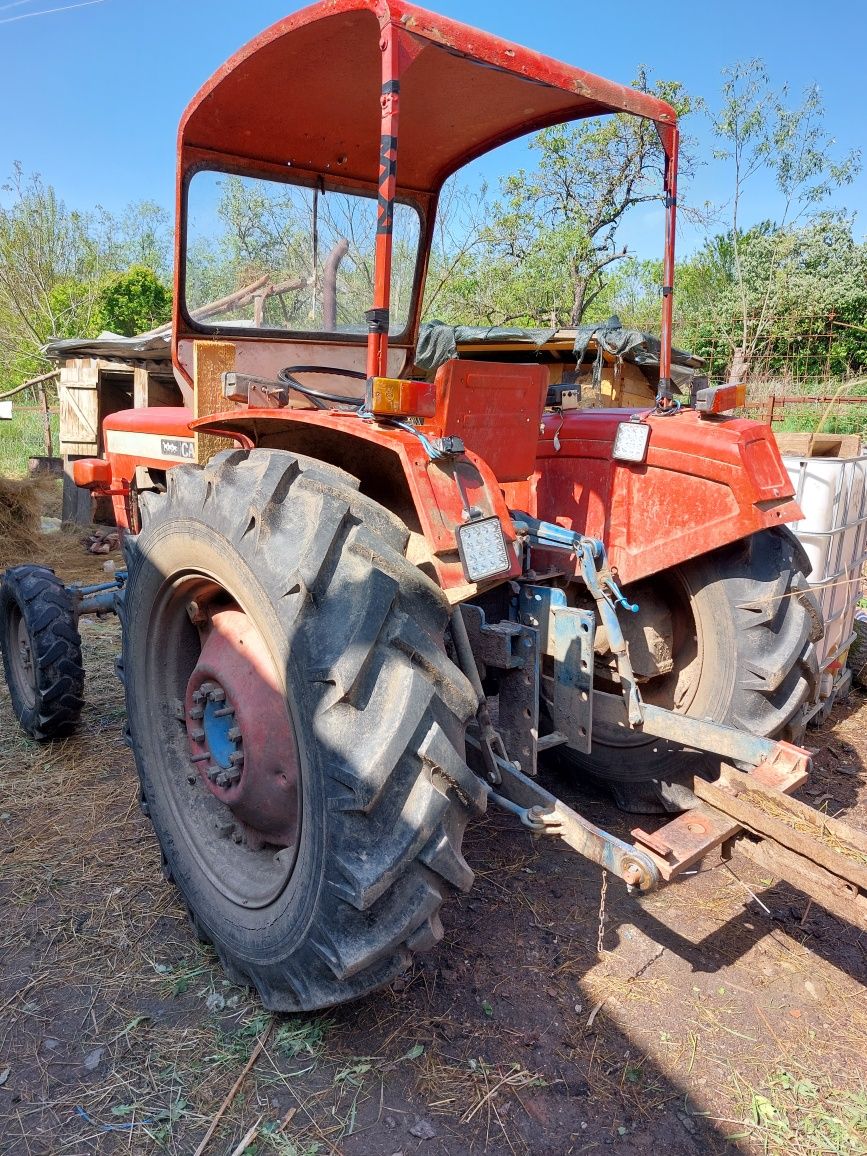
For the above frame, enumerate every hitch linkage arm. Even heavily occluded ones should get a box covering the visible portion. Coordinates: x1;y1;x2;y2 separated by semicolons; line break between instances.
72;570;128;620
466;735;660;893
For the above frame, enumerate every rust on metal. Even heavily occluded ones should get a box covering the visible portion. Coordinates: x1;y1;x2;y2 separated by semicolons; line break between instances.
630;739;813;884
186;606;300;853
748;740;811;794
632;803;739;881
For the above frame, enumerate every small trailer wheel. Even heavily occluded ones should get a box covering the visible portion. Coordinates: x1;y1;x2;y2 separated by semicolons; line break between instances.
0;565;85;740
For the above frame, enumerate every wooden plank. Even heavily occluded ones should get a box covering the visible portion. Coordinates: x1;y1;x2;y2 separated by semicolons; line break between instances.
133;367;150;410
735;836;867;933
717;764;867;855
59;384;99;450
693;774;867;892
774;431;862;458
193;341;236;465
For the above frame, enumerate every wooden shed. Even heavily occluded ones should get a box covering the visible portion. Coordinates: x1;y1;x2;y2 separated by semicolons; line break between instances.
46;332;181;522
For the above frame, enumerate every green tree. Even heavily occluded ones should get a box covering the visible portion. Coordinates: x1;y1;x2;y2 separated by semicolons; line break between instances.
676;216;867;382
709;60;860;381
476;69;694;328
0;164;104;384
93;264;172;336
0;164;175;388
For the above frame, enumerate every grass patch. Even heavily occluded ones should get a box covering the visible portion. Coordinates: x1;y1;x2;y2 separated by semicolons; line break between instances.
776;404;867;437
729;1068;867;1153
0;409;59;477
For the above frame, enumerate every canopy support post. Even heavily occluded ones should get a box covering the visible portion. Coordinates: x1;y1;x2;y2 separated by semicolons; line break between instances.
657;123;679;405
366;22;403;381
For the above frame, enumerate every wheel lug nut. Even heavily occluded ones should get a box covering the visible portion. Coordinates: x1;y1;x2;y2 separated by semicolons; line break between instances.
189;752;210;763
189;706;204;721
207;766;222;782
192;689;205;705
191;728;206;743
229;751;244;766
213;706;234;718
186;600;208;625
228;727;241;742
215;772;231;789
209;688;226;703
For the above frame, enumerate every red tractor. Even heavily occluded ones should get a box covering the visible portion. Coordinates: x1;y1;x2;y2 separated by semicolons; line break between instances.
5;0;862;1012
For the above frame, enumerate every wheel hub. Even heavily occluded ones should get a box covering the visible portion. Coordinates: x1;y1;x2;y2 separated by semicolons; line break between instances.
184;607;300;852
10;611;36;708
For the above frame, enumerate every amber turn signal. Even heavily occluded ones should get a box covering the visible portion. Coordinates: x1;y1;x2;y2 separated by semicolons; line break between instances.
695;383;747;415
366;377;436;418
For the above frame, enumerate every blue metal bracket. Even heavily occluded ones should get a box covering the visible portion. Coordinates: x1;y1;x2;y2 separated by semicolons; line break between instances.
512;513;644;727
551;605;595;754
72;570;127;620
517;585;594;754
517;584;567;655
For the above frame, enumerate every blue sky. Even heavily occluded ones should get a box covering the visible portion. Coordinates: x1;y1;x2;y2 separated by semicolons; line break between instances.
1;0;864;260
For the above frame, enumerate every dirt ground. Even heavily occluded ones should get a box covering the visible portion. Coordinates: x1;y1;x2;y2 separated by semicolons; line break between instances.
1;533;865;1156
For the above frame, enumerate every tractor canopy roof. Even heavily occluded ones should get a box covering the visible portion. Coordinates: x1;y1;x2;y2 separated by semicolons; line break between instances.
179;0;678;196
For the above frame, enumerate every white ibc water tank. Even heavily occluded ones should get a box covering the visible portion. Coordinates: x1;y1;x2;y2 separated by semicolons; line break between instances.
783;447;867;716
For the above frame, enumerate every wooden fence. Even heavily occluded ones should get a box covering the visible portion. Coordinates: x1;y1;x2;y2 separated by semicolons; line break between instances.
743;395;867;425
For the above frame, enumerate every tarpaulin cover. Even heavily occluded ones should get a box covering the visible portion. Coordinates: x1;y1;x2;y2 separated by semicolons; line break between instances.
572;316;704;392
415;316;703;391
415;322;558;371
44;331;172;364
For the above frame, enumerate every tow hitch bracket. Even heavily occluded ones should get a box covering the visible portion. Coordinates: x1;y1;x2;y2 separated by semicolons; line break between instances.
468;736;661;893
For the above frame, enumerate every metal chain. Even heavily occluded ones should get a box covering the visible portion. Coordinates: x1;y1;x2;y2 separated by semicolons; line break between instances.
597;869;608;955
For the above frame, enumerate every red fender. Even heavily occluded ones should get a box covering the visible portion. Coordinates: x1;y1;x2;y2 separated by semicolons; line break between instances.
87;405;522;598
501;408;801;586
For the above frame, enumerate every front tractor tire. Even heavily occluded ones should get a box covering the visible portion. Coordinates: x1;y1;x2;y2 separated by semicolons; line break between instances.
561;527;822;813
122;448;484;1011
0;565;84;740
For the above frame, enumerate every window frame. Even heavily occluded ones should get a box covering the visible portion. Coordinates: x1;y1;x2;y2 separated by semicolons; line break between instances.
178;157;426;346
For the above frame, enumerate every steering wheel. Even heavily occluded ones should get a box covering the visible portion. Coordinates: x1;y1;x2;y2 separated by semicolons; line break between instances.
278;365;366;409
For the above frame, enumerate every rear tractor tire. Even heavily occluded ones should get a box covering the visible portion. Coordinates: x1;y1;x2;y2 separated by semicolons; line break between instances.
122;448;485;1011
557;527;822;813
0;565;84;740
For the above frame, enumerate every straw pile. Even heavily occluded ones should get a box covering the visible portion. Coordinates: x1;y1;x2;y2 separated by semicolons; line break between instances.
0;477;42;569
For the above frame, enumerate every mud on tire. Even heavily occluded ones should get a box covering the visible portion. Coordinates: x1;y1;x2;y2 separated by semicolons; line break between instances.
122;448;485;1011
0;565;85;740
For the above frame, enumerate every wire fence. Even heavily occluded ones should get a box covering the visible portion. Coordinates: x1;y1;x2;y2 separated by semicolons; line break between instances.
689;316;867;391
0;407;60;478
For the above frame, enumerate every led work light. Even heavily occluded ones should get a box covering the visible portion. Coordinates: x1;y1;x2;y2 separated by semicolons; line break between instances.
456;516;511;583
612;421;651;463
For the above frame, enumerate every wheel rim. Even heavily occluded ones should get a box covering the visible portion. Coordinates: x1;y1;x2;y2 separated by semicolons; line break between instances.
147;574;301;909
7;606;37;710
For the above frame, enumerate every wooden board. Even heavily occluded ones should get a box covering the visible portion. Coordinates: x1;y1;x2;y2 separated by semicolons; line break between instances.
774;431;863;459
193;341;236;465
59;358;100;454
